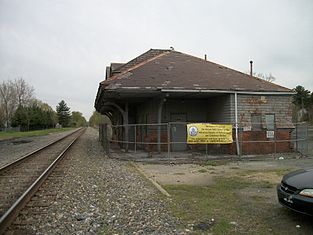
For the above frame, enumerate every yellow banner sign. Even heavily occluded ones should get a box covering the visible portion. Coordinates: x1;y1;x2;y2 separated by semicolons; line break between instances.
187;123;233;144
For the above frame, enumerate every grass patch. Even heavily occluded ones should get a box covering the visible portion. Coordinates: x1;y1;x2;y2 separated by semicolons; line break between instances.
173;172;185;175
229;166;240;169
165;176;276;234
238;168;291;176
198;169;208;173
0;128;75;140
272;168;293;176
256;180;273;188
207;167;216;170
202;159;230;166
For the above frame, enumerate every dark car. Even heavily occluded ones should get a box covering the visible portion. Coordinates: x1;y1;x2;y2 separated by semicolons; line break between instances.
277;168;313;216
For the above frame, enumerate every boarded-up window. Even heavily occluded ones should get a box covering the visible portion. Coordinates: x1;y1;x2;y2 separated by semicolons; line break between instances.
265;114;275;130
251;114;262;130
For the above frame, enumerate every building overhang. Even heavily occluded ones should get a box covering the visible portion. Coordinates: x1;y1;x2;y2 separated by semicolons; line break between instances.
161;88;295;96
95;86;295;114
100;87;294;99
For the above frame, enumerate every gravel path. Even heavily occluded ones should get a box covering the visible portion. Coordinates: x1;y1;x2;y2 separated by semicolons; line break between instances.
0;129;79;167
11;127;187;234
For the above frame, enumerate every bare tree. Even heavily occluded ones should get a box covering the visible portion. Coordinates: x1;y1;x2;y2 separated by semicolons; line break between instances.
14;77;34;106
247;71;276;83
0;80;17;128
0;78;34;128
256;73;276;83
0;102;5;127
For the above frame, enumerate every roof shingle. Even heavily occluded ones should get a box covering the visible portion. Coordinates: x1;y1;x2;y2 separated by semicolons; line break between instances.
101;49;291;92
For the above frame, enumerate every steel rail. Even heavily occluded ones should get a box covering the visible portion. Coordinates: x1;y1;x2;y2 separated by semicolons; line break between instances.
0;128;82;172
0;128;86;234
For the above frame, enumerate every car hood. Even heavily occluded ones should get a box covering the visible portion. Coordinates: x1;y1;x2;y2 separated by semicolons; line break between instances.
283;169;313;189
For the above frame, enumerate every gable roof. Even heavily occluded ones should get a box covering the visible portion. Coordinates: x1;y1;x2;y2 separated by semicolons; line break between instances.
100;49;291;93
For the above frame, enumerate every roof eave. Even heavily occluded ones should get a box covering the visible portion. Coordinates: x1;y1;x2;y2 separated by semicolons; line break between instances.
99;86;295;98
160;88;295;95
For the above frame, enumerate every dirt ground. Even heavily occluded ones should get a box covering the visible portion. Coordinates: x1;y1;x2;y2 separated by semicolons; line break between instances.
137;156;312;186
137;155;313;234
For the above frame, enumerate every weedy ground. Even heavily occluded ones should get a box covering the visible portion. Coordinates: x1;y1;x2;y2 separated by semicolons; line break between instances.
140;158;313;234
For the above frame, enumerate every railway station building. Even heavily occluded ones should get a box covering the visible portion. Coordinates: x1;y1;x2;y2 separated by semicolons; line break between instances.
95;48;294;155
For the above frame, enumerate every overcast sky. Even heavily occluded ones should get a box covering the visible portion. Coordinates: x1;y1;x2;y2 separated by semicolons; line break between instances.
1;0;312;119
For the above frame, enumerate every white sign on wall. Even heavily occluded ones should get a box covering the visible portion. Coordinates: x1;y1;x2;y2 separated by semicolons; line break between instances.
266;131;275;139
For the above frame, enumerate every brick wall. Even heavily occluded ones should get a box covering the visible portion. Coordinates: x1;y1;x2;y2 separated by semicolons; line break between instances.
240;130;293;154
236;94;293;129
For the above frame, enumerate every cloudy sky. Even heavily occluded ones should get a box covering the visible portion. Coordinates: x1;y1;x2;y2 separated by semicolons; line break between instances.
0;0;312;119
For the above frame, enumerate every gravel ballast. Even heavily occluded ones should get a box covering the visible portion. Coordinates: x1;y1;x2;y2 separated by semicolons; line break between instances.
9;128;186;234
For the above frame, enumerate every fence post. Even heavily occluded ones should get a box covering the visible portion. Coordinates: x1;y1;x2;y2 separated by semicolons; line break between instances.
99;125;102;142
240;125;243;157
305;122;309;155
103;123;109;156
134;125;137;153
234;92;240;156
124;102;129;153
167;123;170;158
274;124;277;155
102;124;106;147
295;123;298;152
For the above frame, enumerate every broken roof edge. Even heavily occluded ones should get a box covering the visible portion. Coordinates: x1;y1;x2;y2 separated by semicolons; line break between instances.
110;62;125;72
101;86;295;95
102;48;171;82
161;88;295;95
116;48;171;71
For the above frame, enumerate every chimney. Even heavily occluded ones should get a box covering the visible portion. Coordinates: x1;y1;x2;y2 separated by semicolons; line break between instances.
250;60;253;76
204;54;207;61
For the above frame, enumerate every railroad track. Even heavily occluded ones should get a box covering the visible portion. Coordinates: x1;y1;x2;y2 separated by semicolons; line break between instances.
0;128;86;234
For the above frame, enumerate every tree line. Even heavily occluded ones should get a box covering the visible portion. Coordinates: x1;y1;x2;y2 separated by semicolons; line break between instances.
0;78;87;131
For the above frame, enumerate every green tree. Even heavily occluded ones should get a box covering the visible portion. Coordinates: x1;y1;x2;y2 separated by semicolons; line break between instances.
70;111;87;127
56;100;71;127
293;85;311;109
11;105;28;130
88;111;110;127
39;102;57;128
12;100;56;131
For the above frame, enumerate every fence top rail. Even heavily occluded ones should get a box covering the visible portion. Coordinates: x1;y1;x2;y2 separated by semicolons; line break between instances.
109;122;235;128
106;121;307;128
169;122;233;125
111;123;169;128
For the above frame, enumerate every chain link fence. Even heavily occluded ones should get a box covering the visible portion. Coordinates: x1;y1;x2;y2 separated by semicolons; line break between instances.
99;122;312;158
0;127;21;132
